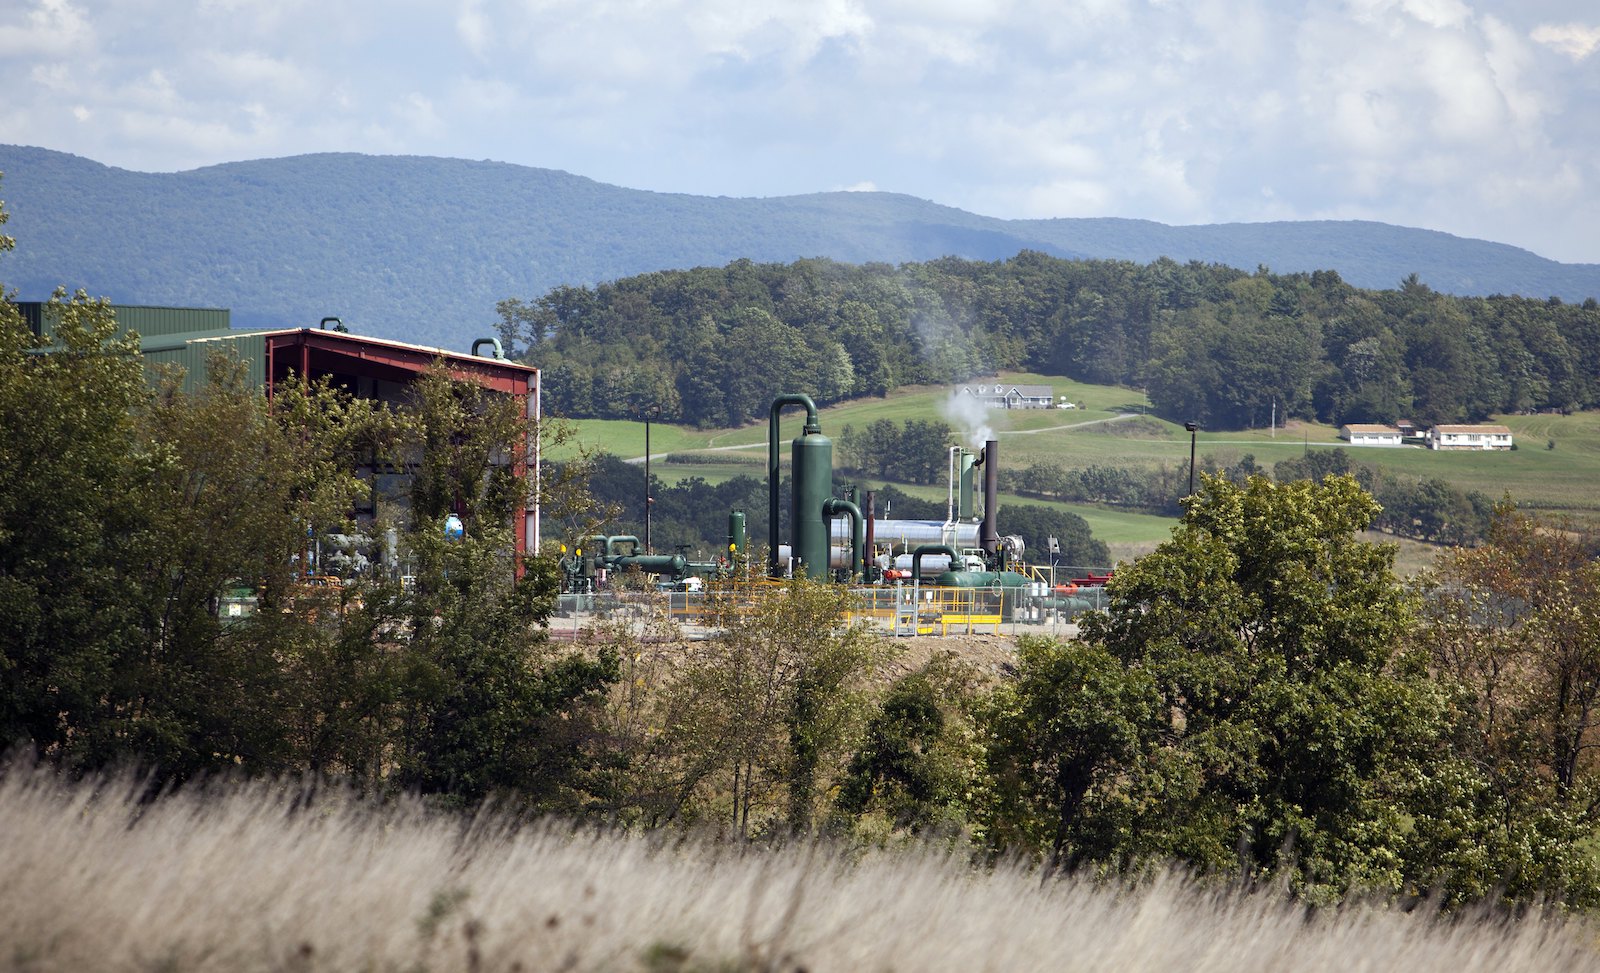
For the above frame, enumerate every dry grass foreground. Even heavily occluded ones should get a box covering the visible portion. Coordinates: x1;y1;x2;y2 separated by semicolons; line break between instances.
2;765;1597;973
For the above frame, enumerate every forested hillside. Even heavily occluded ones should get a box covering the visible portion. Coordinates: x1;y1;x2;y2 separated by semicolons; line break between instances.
3;144;1598;350
499;253;1600;429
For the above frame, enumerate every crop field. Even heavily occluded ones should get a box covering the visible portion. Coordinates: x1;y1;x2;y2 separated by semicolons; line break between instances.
556;371;1600;548
3;764;1596;973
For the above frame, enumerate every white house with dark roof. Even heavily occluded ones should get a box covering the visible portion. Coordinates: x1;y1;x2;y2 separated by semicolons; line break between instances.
956;383;1055;410
1339;423;1405;447
1426;424;1514;450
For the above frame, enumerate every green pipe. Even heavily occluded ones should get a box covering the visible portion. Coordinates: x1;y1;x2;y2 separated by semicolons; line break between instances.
911;544;959;581
823;497;864;581
605;535;641;557
768;394;820;576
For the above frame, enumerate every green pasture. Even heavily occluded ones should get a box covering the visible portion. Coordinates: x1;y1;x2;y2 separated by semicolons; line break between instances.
559;370;1600;546
559;372;1152;460
544;418;720;462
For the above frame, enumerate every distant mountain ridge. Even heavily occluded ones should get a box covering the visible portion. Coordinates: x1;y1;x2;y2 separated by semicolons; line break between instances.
2;144;1597;349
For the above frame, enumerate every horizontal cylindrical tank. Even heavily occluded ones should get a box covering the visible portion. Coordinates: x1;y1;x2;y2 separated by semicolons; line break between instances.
931;570;1033;588
613;553;688;578
780;545;855;571
832;519;979;550
885;553;983;576
1040;596;1099;613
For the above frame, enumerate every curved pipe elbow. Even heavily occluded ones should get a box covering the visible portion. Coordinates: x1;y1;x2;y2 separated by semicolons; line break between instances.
911;544;960;581
768;394;822;576
823;497;864;581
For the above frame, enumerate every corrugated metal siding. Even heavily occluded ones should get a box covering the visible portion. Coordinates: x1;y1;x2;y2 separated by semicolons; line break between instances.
142;333;268;394
114;305;231;339
15;302;231;341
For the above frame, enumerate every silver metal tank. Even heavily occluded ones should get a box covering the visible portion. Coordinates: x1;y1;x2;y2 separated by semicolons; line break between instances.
831;519;980;550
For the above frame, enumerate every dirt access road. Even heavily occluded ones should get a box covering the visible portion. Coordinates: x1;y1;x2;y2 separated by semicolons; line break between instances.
627;413;1141;464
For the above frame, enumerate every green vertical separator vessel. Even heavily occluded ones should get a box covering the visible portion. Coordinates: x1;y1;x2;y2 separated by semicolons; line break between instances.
791;417;833;581
768;394;831;580
728;510;747;558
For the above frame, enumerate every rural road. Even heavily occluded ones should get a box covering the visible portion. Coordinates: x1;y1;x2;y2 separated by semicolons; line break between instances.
627;412;1144;463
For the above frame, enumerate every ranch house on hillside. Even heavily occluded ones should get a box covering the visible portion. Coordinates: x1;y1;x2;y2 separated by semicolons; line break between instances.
1426;424;1514;450
1339;424;1405;447
956;383;1054;410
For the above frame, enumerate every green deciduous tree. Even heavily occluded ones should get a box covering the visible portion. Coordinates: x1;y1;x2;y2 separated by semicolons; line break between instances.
1422;506;1600;798
836;654;985;838
0;289;390;776
374;365;618;808
979;636;1160;872
109;356;385;777
645;575;890;836
1412;507;1600;905
0;290;150;764
1052;474;1452;899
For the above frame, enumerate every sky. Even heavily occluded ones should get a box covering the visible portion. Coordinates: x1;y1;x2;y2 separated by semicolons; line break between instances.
3;0;1599;263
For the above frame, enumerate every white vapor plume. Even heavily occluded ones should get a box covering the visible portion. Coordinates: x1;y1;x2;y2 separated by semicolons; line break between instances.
942;389;994;447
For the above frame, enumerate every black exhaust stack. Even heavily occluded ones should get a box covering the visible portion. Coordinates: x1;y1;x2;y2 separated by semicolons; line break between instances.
978;439;999;561
864;490;877;580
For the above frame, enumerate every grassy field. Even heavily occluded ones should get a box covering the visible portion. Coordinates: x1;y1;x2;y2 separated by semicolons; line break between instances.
554;371;1600;550
4;764;1596;973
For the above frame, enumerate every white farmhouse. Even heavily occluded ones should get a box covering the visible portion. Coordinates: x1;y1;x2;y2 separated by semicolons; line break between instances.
956;383;1055;410
1425;424;1514;450
1339;423;1405;447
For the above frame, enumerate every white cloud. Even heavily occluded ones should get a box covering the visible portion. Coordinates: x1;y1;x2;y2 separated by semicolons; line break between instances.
396;93;443;138
1019;179;1115;217
202;51;315;101
1399;0;1473;30
456;0;491;57
1532;22;1600;59
0;0;92;57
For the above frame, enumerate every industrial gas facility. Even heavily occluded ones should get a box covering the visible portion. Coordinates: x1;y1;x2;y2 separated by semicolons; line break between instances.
24;303;1108;637
561;392;1111;638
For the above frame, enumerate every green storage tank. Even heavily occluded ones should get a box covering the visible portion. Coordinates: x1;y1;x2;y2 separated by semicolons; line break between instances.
791;428;833;581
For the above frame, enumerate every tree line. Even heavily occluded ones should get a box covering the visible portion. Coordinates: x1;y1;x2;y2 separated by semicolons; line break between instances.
495;254;1600;430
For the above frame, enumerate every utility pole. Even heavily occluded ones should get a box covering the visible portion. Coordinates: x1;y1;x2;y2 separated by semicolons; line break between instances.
643;406;661;552
1185;421;1200;495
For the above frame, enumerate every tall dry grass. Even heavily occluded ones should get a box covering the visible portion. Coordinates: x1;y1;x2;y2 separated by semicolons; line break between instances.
1;762;1596;972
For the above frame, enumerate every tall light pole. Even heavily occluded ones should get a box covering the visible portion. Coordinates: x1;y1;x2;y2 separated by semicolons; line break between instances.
1185;421;1200;496
643;406;661;552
